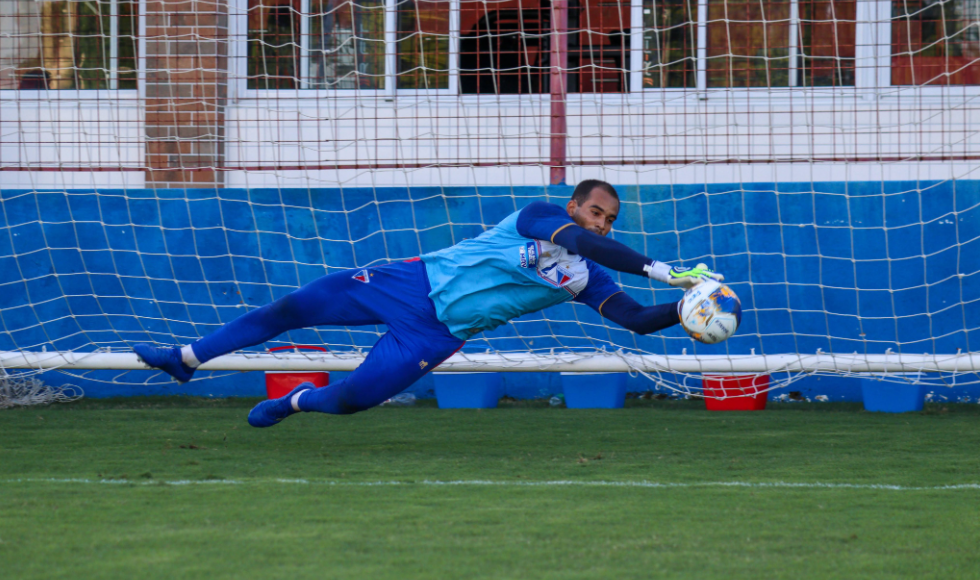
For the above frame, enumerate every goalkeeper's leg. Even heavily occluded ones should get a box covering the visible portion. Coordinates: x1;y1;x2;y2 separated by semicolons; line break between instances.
134;266;394;382
250;325;463;426
247;261;465;425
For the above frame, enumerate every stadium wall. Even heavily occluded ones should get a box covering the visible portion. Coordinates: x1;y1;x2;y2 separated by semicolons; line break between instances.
1;181;978;400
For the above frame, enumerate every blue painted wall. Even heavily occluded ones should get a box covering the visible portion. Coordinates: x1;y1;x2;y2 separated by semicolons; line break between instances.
2;181;978;399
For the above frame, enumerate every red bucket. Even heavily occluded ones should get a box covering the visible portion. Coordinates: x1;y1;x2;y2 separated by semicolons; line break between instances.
702;375;769;411
264;345;329;399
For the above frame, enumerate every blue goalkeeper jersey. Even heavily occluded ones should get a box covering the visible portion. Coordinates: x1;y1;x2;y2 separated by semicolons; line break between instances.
421;202;620;340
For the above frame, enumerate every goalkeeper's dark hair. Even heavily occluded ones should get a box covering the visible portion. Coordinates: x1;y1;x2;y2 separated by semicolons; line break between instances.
571;179;619;206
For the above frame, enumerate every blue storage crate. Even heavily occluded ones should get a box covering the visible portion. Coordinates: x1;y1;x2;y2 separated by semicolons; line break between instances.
861;381;927;413
561;373;628;409
434;372;502;409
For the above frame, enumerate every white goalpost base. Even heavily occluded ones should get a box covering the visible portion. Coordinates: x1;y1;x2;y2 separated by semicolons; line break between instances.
3;350;979;375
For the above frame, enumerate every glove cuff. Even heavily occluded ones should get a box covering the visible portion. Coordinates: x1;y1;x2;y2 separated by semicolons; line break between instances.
643;261;672;283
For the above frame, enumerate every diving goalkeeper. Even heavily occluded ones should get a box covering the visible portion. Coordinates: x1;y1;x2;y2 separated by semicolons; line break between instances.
133;180;723;427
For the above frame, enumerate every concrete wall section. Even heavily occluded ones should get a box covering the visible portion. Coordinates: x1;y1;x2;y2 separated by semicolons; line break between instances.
0;99;143;173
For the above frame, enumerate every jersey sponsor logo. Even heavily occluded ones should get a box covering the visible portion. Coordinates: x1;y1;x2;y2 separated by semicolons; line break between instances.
352;269;370;283
518;241;538;268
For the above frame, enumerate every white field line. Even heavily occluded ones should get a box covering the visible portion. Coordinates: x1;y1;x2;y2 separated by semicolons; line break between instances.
1;478;979;491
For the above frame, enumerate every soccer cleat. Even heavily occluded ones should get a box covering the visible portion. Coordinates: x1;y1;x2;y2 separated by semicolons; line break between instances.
247;382;316;428
133;343;196;383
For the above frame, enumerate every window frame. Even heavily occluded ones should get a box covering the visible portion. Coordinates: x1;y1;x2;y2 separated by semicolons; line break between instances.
888;0;980;90
0;0;141;100
238;0;459;98
631;0;872;97
232;0;980;101
629;0;980;100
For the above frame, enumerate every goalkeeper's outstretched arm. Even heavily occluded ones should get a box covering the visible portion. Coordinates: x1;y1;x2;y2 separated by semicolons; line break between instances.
595;291;680;335
516;201;723;288
571;257;682;336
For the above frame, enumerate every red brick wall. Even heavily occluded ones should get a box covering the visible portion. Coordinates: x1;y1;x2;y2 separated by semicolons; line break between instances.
144;0;229;188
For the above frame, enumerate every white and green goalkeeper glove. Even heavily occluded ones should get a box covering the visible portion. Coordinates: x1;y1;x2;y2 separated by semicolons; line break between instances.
644;262;724;289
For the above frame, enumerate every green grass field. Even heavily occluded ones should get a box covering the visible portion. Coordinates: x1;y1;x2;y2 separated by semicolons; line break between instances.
2;398;979;579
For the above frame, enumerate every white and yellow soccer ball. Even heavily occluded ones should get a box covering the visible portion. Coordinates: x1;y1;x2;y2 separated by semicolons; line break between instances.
679;278;742;344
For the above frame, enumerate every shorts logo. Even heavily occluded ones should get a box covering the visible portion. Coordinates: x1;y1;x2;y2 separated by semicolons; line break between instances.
519;242;538;268
352;270;370;283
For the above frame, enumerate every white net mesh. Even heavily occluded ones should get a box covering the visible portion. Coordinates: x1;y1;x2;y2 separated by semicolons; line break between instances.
1;0;979;397
0;370;83;409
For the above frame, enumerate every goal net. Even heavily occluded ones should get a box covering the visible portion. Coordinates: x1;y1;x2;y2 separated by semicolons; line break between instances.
1;0;979;396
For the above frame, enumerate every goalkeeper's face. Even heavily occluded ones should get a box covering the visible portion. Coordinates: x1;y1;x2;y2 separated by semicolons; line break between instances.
566;188;619;237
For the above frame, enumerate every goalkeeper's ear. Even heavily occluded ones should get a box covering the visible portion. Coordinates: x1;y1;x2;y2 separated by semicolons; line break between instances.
565;198;578;217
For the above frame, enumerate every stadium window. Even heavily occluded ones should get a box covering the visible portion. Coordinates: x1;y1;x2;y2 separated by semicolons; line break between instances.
309;0;386;89
0;0;138;91
568;0;630;92
705;0;856;88
459;0;630;95
891;0;980;85
640;0;856;90
248;0;301;89
706;0;794;87
247;0;448;91
797;0;857;86
643;0;698;88
458;0;550;94
396;0;451;89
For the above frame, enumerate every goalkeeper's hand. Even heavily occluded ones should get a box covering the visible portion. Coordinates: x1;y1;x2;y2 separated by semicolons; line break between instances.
644;262;724;289
668;263;724;288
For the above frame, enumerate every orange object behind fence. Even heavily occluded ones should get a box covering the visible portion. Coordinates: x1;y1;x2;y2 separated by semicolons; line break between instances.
264;345;330;399
702;374;769;411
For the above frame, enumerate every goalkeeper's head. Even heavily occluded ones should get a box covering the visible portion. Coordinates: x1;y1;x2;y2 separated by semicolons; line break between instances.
567;179;619;237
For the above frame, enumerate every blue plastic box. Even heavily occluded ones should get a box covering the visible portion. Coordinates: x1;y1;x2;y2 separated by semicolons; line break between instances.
861;381;928;413
434;373;502;409
561;373;628;409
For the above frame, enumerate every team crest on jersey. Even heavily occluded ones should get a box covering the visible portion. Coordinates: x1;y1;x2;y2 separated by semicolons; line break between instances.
555;265;574;287
519;241;538;268
352;270;370;283
533;241;588;296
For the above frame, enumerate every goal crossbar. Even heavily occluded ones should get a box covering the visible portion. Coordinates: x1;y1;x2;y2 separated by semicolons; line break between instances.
2;351;979;374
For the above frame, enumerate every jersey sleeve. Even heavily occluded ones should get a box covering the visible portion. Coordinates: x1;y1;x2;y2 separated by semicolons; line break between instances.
573;260;623;312
518;200;657;280
515;201;576;242
576;261;680;335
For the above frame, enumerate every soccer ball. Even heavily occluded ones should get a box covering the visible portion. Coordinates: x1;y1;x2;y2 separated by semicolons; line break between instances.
679;279;742;344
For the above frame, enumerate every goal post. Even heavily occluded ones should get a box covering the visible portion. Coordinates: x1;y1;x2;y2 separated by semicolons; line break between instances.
2;350;980;374
1;0;979;397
